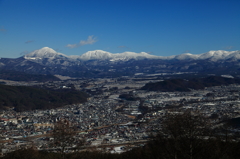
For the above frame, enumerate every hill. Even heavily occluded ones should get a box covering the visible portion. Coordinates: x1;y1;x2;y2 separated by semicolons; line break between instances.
0;70;60;82
141;76;240;92
0;84;88;112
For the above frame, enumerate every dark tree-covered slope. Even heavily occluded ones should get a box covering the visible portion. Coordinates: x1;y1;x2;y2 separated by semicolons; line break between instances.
0;84;88;112
141;76;240;92
0;69;60;82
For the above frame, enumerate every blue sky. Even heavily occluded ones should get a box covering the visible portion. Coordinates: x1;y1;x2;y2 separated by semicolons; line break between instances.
0;0;240;58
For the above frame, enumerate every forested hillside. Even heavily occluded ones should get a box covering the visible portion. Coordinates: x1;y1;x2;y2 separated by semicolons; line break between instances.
141;76;240;92
0;84;88;111
0;69;60;82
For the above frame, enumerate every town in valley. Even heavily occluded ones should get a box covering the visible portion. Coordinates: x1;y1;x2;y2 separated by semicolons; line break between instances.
1;74;240;154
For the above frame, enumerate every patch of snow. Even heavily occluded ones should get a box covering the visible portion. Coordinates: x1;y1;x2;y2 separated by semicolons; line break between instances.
221;75;234;78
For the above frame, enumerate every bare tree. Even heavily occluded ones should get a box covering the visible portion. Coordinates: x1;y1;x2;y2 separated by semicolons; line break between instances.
155;111;212;159
52;119;76;159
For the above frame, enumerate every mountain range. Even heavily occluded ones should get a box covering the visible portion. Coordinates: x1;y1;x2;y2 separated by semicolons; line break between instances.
23;47;240;61
1;47;240;78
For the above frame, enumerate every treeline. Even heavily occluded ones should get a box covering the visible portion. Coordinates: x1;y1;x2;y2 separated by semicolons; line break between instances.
141;76;240;92
0;69;60;82
3;111;240;159
0;84;88;112
119;93;140;101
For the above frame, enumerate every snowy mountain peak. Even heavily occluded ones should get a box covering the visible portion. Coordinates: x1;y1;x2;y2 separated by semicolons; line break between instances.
198;50;234;61
24;47;66;59
80;50;112;60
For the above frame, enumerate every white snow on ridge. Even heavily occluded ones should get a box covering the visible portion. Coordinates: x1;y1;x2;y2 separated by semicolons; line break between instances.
198;50;233;61
224;51;240;60
78;50;162;61
24;47;67;59
77;50;240;61
79;50;113;60
24;47;240;62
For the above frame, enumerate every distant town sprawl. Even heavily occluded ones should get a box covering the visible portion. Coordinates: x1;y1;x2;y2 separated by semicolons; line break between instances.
1;77;240;154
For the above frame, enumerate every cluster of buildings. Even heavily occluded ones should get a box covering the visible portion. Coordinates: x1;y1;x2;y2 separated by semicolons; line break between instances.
1;77;240;155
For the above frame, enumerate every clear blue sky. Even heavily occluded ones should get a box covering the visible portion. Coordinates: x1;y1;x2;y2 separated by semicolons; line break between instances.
0;0;240;58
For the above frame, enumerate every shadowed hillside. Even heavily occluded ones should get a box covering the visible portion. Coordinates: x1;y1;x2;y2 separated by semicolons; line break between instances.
0;69;60;82
0;84;88;111
141;76;240;92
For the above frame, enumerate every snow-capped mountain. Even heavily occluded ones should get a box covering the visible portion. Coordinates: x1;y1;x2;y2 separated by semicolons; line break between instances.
198;50;238;61
79;50;161;61
1;47;240;78
172;50;240;61
78;50;113;60
22;47;240;62
24;47;161;61
37;47;240;61
24;47;67;59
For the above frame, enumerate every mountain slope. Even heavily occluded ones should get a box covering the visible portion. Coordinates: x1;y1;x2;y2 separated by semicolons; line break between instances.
0;84;88;111
20;47;240;62
141;76;240;92
0;70;60;82
1;47;240;78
